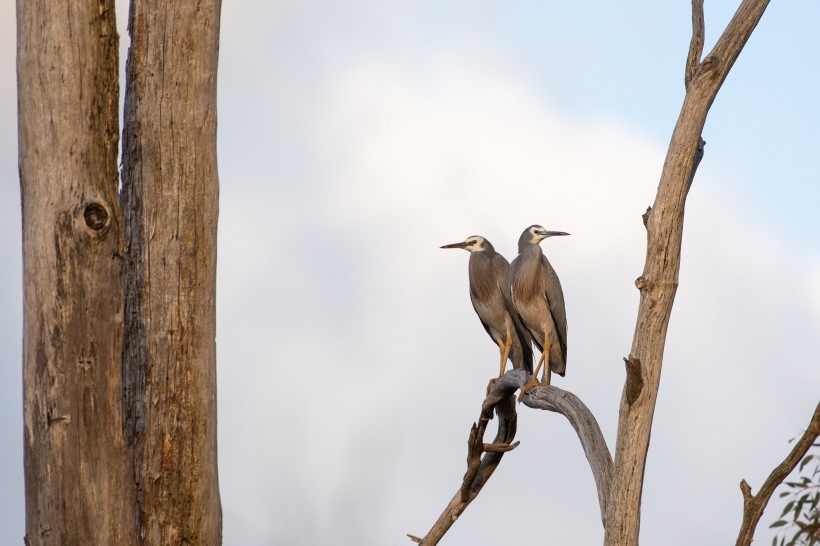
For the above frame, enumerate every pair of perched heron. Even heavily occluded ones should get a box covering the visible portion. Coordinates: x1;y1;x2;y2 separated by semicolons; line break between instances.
442;225;568;396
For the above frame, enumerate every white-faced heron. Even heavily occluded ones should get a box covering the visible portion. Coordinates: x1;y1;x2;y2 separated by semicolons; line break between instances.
510;224;569;396
441;236;533;377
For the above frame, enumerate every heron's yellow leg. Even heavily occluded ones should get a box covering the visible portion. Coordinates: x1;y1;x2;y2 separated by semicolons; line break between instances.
519;335;551;400
519;352;544;400
498;323;512;378
541;329;552;385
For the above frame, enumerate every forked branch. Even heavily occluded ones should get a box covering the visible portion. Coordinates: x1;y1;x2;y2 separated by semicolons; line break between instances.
734;402;820;546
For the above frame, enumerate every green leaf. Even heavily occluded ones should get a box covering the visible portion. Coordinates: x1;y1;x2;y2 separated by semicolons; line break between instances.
780;491;791;498
770;520;788;528
794;498;805;521
801;454;814;471
782;501;795;516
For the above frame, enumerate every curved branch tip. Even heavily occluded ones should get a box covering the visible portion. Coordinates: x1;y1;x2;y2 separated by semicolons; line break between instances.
483;441;520;453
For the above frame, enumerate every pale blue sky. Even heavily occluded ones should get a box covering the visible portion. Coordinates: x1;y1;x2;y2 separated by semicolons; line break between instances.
2;2;819;545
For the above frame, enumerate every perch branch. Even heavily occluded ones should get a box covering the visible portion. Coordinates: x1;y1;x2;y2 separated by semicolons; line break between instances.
734;402;820;546
410;370;614;544
408;378;519;545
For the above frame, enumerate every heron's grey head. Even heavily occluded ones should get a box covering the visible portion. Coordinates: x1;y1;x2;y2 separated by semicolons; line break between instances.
521;224;570;245
440;235;488;253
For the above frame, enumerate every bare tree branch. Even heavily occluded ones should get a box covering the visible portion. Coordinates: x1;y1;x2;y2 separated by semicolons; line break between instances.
709;0;770;78
685;0;705;90
516;372;613;524
734;402;820;546
494;371;613;520
408;382;518;545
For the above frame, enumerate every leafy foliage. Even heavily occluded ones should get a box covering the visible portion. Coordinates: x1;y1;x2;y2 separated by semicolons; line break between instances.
770;448;820;546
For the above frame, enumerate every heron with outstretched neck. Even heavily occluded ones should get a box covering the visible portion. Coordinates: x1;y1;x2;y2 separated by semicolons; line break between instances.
441;236;533;378
509;225;569;397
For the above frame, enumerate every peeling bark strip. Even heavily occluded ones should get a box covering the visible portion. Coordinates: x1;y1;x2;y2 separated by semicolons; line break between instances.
18;0;136;544
605;2;770;545
121;0;223;543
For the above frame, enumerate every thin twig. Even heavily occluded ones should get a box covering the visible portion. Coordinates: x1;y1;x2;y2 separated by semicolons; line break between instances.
734;402;820;546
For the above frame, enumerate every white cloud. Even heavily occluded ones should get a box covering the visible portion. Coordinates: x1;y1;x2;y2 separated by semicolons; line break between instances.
214;39;819;544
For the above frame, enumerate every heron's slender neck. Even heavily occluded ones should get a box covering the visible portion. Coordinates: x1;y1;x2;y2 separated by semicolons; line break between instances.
518;236;543;255
468;250;498;299
518;243;542;272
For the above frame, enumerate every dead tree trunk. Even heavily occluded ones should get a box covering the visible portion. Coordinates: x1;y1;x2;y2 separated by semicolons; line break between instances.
604;1;769;544
17;0;137;544
121;0;223;543
19;0;223;543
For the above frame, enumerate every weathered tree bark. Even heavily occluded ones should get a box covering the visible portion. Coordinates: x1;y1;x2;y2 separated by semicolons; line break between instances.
604;1;769;544
17;1;137;544
120;0;223;544
734;402;820;546
19;0;222;542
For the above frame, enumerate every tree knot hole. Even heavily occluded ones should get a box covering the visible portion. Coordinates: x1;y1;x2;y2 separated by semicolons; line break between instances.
700;55;722;80
83;202;110;232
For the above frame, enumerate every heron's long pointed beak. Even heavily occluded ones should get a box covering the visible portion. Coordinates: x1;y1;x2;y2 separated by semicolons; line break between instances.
544;231;570;237
440;241;469;249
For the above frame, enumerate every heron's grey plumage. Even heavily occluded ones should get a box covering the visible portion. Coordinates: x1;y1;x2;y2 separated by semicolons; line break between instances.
510;225;569;384
441;236;533;375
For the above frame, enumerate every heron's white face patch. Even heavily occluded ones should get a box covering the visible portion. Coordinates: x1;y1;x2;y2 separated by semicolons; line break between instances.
463;236;485;252
529;225;546;243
